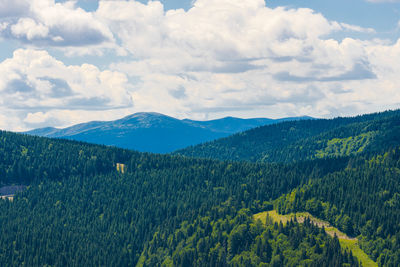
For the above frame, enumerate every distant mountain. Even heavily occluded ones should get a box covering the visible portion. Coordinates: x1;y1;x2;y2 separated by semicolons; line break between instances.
24;112;312;153
175;109;400;162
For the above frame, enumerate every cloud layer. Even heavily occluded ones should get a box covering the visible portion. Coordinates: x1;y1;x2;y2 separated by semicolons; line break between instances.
0;0;399;130
0;49;132;130
0;0;113;46
100;0;399;118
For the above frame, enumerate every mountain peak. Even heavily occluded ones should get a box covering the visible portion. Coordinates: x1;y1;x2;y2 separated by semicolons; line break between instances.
116;112;180;129
24;112;313;153
122;112;168;119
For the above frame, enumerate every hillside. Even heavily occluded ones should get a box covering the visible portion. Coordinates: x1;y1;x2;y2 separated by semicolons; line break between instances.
254;210;377;267
274;147;400;266
0;129;363;266
175;109;400;163
136;147;400;266
140;206;360;266
1;110;400;266
24;112;311;153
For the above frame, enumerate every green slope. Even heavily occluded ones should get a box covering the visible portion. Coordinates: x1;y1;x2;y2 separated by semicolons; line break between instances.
175;109;400;163
254;210;377;267
1;110;400;266
274;147;400;266
0;130;350;266
140;207;360;266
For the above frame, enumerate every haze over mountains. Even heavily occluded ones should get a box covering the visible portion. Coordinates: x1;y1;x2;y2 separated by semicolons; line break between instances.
25;112;313;153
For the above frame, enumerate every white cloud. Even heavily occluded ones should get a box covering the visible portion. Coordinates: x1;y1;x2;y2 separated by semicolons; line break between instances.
0;0;113;46
0;0;400;131
24;111;50;124
340;23;376;34
99;0;394;119
11;18;49;40
0;49;133;130
97;0;340;60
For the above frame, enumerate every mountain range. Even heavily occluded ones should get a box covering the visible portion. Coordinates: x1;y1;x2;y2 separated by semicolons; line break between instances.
24;112;312;153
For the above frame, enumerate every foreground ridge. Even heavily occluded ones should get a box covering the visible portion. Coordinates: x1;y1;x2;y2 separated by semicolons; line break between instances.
254;210;377;267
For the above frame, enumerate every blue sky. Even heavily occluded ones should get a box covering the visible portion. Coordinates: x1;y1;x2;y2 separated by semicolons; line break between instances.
0;0;399;130
269;0;400;31
74;0;400;32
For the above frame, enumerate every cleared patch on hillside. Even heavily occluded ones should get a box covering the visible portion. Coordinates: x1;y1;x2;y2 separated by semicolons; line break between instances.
315;131;377;159
116;163;126;173
254;210;377;267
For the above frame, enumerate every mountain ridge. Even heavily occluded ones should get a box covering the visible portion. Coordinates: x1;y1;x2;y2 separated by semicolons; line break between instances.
175;109;400;162
24;112;313;153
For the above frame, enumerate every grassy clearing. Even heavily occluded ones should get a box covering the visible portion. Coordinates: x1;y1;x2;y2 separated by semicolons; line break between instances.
116;163;127;173
339;239;377;267
254;210;377;267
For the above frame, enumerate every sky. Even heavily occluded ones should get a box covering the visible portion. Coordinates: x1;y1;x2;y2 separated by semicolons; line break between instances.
0;0;400;131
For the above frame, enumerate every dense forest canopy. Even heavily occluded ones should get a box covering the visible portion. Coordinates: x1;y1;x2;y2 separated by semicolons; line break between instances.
0;109;400;266
139;206;360;267
0;130;346;265
176;109;400;163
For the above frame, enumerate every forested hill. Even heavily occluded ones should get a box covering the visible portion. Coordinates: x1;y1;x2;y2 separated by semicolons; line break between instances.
0;129;362;266
274;147;400;266
175;109;400;163
0;130;136;186
138;147;400;266
1;109;400;266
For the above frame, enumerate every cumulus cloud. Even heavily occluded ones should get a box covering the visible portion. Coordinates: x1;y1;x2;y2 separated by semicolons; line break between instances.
1;0;400;131
97;0;340;61
0;0;113;46
99;0;397;119
0;49;133;129
11;18;49;40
